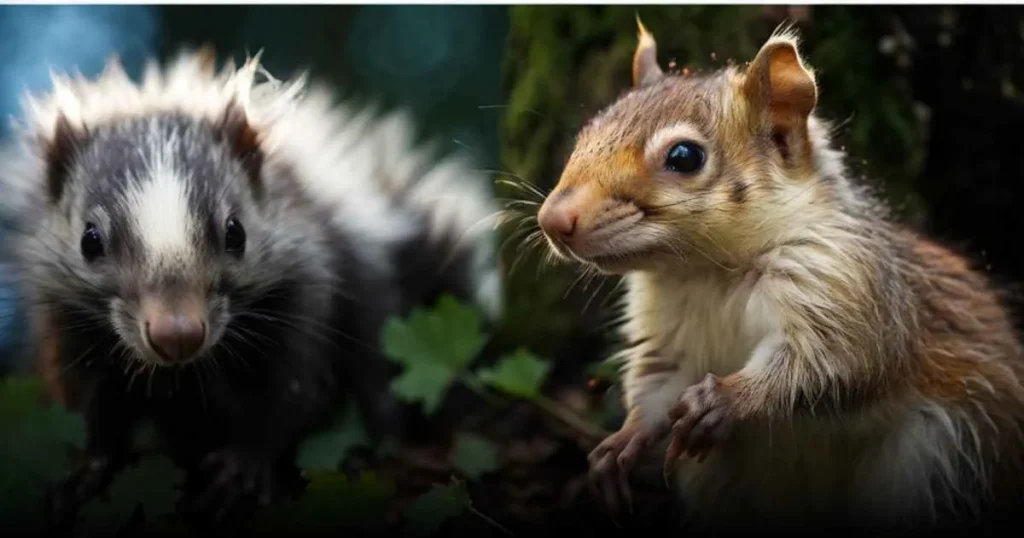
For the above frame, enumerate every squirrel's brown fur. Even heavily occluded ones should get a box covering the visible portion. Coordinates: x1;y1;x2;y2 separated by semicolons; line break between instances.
535;20;1024;532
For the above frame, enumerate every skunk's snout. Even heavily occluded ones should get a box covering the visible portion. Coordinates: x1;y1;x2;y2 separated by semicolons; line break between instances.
141;294;208;364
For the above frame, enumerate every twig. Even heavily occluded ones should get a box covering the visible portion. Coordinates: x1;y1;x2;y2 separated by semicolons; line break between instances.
456;370;608;445
391;448;452;474
531;396;608;443
459;373;505;406
468;503;515;536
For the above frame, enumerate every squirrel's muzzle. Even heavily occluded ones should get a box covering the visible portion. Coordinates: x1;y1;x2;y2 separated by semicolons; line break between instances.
537;180;649;270
538;189;580;242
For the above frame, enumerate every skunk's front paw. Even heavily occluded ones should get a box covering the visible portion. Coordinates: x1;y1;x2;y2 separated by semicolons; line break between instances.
193;448;281;523
44;455;121;533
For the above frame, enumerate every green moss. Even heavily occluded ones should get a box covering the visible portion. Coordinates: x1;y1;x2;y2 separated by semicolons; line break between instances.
801;6;926;217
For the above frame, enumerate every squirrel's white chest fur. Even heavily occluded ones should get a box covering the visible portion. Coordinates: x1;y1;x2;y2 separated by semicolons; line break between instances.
626;269;772;377
619;267;778;426
617;267;961;526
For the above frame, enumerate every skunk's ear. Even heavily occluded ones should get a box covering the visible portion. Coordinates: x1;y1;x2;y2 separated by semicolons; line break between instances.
741;30;818;167
44;114;88;205
216;101;264;197
632;14;665;88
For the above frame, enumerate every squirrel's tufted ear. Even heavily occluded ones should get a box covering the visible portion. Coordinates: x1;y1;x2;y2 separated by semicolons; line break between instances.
632;14;664;88
44;115;88;205
215;101;264;198
741;29;818;167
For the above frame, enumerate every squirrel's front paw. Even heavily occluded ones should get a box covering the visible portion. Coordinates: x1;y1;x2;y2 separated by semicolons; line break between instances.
587;420;664;515
664;373;736;471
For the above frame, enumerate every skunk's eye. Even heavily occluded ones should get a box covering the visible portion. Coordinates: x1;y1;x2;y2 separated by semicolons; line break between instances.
80;223;104;262
224;216;246;255
664;142;706;174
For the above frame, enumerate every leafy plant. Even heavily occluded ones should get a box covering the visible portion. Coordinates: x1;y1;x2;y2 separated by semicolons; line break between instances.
256;470;395;533
0;375;439;535
477;348;550;400
296;404;368;472
0;377;85;531
383;295;488;414
79;455;183;535
381;293;606;440
450;432;499;480
378;294;606;535
401;481;470;536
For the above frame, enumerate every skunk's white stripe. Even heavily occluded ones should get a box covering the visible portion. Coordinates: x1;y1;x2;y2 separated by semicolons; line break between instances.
126;157;194;267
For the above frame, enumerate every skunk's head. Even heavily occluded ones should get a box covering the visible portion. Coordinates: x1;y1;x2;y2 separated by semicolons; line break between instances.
6;52;331;367
4;48;504;367
34;110;275;366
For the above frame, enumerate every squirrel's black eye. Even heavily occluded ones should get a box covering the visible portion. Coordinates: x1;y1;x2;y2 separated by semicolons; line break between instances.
665;142;706;174
224;216;246;255
80;223;104;262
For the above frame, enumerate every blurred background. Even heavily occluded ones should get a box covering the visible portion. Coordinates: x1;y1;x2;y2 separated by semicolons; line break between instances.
2;3;1024;534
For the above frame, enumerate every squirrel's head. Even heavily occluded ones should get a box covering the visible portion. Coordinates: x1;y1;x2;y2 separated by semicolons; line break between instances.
538;18;831;274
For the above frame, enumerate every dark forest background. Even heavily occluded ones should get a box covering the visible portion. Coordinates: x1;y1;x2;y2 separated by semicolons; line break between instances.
1;4;1023;536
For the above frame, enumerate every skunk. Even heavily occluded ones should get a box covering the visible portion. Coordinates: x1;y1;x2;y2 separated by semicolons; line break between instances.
0;48;501;529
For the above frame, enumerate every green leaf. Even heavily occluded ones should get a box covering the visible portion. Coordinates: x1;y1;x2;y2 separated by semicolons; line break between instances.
450;433;499;480
0;376;86;531
257;470;394;532
389;363;454;415
381;294;488;414
402;482;470;536
296;405;368;472
586;357;621;382
80;455;184;534
0;376;85;454
476;349;551;400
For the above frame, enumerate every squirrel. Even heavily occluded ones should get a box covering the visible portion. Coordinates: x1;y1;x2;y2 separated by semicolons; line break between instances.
534;17;1024;533
0;48;500;532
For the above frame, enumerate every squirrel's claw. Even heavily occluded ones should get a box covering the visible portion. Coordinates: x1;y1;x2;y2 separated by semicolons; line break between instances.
587;421;662;519
666;373;736;463
663;435;683;486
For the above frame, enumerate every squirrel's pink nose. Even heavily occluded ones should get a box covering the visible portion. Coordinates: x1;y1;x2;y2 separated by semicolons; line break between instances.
146;313;206;363
538;202;578;240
